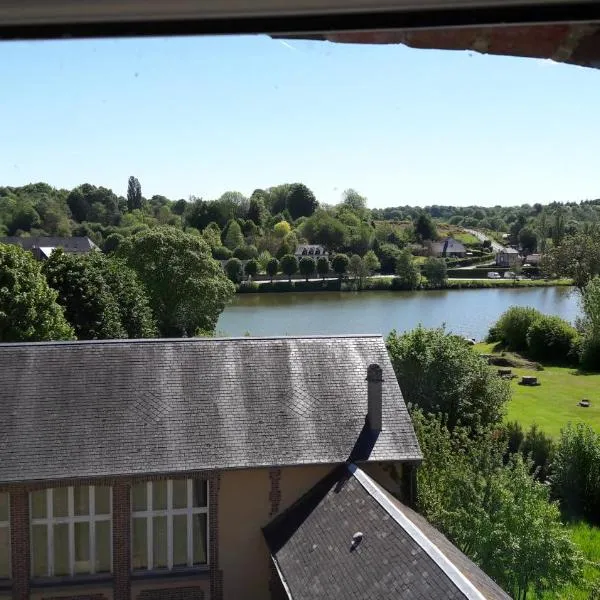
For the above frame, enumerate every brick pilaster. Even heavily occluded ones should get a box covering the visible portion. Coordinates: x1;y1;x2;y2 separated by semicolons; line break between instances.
10;490;29;600
208;473;222;600
112;481;130;600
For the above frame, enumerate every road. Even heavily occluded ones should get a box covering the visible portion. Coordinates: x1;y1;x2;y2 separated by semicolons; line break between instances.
464;228;504;253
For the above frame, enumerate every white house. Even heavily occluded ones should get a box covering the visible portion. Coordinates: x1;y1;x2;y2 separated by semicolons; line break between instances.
295;244;328;258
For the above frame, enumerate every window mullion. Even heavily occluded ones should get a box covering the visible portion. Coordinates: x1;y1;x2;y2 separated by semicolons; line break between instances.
89;485;95;574
187;480;193;566
68;487;74;577
167;481;173;570
47;489;54;577
147;482;153;570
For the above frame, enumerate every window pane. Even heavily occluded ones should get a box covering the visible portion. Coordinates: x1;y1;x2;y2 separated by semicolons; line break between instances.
95;520;111;573
53;488;69;518
31;490;46;519
53;523;69;576
73;487;89;516
192;514;207;565
95;487;111;515
74;522;90;574
132;518;147;570
132;483;147;512
192;481;207;508
152;516;167;568
31;524;48;577
0;494;8;522
152;481;167;511
172;480;187;510
173;515;187;567
0;527;9;579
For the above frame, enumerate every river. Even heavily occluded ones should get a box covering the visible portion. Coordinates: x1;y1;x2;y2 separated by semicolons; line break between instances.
217;287;579;340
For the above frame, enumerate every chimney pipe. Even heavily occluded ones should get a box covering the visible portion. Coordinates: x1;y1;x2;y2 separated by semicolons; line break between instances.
366;364;383;431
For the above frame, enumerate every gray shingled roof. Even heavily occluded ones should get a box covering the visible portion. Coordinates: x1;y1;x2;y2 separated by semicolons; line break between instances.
0;236;98;252
264;464;511;600
0;335;421;484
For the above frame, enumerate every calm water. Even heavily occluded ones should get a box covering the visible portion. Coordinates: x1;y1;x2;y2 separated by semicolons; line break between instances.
217;287;580;340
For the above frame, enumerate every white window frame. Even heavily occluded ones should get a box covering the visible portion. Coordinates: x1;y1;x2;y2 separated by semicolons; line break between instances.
30;486;112;577
131;479;209;571
0;492;10;579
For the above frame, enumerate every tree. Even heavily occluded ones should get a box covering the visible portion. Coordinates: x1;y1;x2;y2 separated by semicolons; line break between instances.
376;243;401;274
127;176;143;212
349;254;368;287
266;257;279;282
0;244;74;342
103;233;124;254
223;220;244;250
332;254;349;279
225;258;243;283
552;206;566;246
257;251;272;272
423;257;447;288
244;259;259;280
518;227;538;255
543;233;600;290
280;254;299;282
395;249;420;290
414;212;438;242
118;227;235;336
273;220;291;238
247;196;269;227
316;256;330;280
362;250;380;274
488;306;543;352
286;183;318;220
342;188;368;213
578;276;600;370
299;256;316;281
201;222;222;249
387;327;510;432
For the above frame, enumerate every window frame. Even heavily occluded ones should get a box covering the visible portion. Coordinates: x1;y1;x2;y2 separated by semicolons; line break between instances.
29;486;112;578
0;492;10;580
131;479;209;572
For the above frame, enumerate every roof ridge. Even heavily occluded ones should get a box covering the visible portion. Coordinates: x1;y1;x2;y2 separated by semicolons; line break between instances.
349;464;486;600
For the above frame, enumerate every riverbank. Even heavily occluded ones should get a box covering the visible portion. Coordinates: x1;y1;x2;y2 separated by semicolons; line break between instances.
237;277;573;294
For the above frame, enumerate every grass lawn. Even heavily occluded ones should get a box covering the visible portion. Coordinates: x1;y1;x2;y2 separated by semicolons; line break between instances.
475;343;600;438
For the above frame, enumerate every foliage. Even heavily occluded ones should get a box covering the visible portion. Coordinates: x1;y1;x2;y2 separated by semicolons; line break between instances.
244;259;259;279
543;233;600;290
362;249;380;274
552;424;600;524
225;258;243;283
201;222;222;249
232;245;258;260
285;183;318;219
375;242;401;274
387;327;510;432
302;209;348;250
247;195;269;227
414;211;438;242
118;227;235;336
266;257;279;281
342;188;368;213
348;254;368;286
127;176;143;212
257;250;272;272
299;256;316;281
521;424;555;482
103;232;124;254
579;277;600;371
0;243;74;342
273;220;291;238
526;314;578;362
212;246;232;260
519;227;538;254
316;256;330;279
394;249;420;290
223;220;244;249
280;254;299;282
490;306;544;351
422;257;448;288
331;253;349;278
413;411;582;600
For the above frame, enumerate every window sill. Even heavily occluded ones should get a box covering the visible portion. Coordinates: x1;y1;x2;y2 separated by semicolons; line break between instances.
30;574;113;589
131;567;210;582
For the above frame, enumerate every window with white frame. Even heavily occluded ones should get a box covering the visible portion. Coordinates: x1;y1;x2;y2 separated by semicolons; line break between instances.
30;486;112;577
0;493;9;579
131;479;208;571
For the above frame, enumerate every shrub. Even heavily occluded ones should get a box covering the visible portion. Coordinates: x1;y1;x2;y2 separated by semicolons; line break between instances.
504;421;525;456
492;306;543;351
526;315;578;363
212;246;233;260
521;425;555;482
331;254;349;278
244;259;259;279
266;257;279;281
233;245;258;260
224;258;243;283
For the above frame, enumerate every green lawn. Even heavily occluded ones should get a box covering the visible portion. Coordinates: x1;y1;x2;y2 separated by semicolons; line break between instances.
475;343;600;438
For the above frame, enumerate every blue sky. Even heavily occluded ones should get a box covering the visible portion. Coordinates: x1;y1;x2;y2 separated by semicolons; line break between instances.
0;34;598;208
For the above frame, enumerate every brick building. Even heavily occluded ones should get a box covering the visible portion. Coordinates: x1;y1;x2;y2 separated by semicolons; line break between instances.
0;336;508;599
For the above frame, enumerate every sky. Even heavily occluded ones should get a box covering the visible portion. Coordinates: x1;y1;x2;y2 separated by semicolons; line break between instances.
0;34;598;209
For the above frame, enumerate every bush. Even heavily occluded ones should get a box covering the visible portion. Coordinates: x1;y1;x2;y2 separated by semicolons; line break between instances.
521;424;555;482
212;246;233;260
504;421;525;456
233;245;258;260
244;259;259;279
526;315;578;363
224;258;243;283
491;306;543;351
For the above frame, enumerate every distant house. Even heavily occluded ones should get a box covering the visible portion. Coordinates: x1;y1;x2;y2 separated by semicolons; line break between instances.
524;253;542;266
430;238;466;258
0;335;508;600
0;236;98;260
496;247;520;267
295;244;328;258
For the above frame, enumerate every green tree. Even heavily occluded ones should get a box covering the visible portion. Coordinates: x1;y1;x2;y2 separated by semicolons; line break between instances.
299;256;316;281
273;220;291;238
118;227;235;336
257;250;272;272
579;277;600;370
342;188;368;212
423;257;447;288
489;306;543;351
414;212;438;242
552;206;566;246
286;183;318;220
224;258;242;283
349;254;368;287
316;256;330;280
42;250;126;340
332;254;349;279
201;222;222;249
103;233;124;254
223;220;244;250
280;254;299;282
395;249;420;290
0;244;74;342
247;196;269;227
244;258;259;279
519;227;538;255
376;243;401;274
302;210;348;250
387;327;510;432
266;257;279;282
362;250;380;274
543;233;600;290
127;176;143;212
525;314;577;362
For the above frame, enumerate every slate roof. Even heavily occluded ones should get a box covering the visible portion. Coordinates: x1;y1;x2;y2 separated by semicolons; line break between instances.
264;464;511;600
0;335;421;484
498;247;519;254
0;236;98;252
